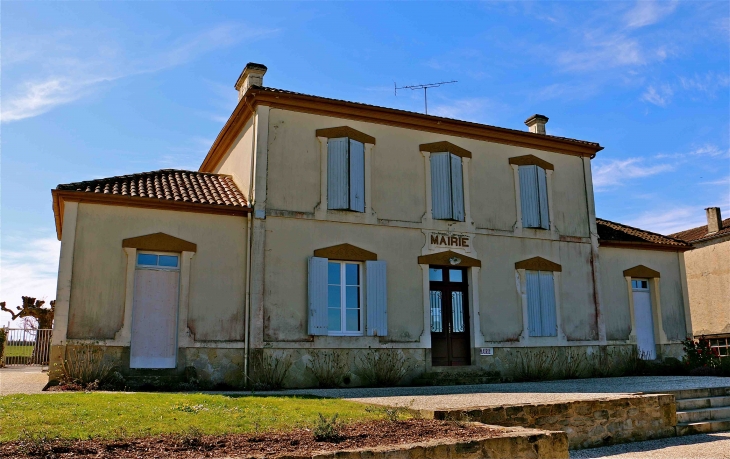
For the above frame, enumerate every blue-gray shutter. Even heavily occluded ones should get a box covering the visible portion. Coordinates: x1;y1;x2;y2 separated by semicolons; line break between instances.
450;154;465;221
519;165;540;228
308;256;329;335
537;166;550;229
327;138;349;210
349;139;365;212
539;271;557;336
431;152;452;220
526;270;542;337
366;260;387;336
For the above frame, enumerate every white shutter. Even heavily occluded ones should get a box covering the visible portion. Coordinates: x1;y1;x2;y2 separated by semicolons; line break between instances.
431;152;452;220
327;138;349;210
450;154;465;222
537;166;550;229
519;165;540;228
366;260;388;336
308;257;329;335
539;271;557;337
349;139;365;212
526;270;542;337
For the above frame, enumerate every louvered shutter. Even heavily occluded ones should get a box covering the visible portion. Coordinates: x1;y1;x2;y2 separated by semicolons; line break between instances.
349;139;365;212
450;154;465;222
327;138;349;210
431;152;452;220
526;270;542;337
539;271;557;337
537;167;550;229
308;257;329;335
519;165;540;228
366;260;387;336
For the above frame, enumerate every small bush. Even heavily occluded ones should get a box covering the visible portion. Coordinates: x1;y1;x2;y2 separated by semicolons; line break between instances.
0;328;6;367
313;413;343;442
554;348;588;379
682;336;721;371
55;344;114;389
354;348;411;387
508;348;559;382
248;350;293;390
365;405;407;422
307;350;350;388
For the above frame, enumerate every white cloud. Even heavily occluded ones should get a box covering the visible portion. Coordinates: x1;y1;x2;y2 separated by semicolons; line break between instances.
690;144;728;157
679;72;730;96
640;84;673;106
429;97;492;121
627;206;705;235
700;175;730;186
624;0;679;29
0;236;61;327
1;24;277;123
593;158;674;190
557;33;646;72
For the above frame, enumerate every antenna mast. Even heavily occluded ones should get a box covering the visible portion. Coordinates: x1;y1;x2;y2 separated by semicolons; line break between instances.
394;80;457;114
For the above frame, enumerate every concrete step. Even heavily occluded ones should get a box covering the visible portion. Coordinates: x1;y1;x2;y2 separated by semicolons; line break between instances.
412;370;500;386
670;387;730;401
677;395;730;411
677;406;730;423
676;417;730;436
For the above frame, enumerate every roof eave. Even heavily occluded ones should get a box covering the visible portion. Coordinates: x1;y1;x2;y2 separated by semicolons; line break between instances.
598;240;691;252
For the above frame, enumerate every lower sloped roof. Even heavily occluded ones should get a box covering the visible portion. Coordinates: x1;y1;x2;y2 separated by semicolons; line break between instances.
596;218;691;251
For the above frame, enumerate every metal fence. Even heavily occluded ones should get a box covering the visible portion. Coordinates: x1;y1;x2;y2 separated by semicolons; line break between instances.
1;328;53;366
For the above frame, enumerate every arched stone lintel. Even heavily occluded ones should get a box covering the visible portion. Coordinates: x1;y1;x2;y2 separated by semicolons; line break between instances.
515;256;562;272
623;265;660;278
314;243;377;261
418;250;481;267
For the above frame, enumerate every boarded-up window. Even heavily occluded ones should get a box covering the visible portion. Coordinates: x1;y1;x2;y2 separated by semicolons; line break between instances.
519;165;549;229
431;152;465;221
327;138;365;212
526;270;557;337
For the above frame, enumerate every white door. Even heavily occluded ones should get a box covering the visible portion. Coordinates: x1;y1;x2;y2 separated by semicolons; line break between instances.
632;279;656;360
130;252;180;369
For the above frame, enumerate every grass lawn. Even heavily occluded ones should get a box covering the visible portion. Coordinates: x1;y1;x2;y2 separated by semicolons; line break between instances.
0;393;382;442
3;345;34;358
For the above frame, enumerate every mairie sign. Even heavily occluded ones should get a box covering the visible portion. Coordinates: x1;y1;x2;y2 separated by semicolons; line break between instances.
428;232;471;250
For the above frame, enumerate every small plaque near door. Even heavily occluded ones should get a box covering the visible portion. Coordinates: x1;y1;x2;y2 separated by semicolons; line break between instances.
480;347;494;356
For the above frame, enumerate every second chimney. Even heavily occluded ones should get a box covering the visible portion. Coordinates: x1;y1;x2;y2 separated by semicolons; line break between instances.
235;62;267;100
525;114;549;134
706;207;722;233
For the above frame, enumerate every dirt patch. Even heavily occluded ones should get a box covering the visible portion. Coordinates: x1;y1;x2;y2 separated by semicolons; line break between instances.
1;419;502;458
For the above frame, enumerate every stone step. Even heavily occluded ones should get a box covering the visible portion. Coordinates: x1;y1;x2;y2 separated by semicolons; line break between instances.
676;417;730;436
412;370;500;386
677;406;730;423
677;395;730;411
670;387;730;401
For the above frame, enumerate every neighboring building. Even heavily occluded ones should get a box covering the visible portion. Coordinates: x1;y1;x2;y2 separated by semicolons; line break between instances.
671;207;730;338
48;63;694;387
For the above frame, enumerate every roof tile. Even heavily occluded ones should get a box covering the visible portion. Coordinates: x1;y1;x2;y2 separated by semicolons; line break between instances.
670;218;730;243
596;218;691;249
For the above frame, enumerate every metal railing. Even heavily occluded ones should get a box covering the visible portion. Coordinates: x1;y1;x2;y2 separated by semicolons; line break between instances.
1;328;53;366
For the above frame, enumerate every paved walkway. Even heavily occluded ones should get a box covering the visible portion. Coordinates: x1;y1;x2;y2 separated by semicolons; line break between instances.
265;376;730;410
0;367;48;395
571;432;730;458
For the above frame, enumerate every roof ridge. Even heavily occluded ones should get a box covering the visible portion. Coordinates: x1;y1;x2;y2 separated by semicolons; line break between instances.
669;217;730;237
596;217;691;247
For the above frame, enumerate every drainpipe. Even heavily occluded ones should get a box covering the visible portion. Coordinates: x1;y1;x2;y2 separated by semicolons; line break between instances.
243;98;257;386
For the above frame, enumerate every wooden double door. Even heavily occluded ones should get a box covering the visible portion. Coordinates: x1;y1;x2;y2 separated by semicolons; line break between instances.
429;266;471;366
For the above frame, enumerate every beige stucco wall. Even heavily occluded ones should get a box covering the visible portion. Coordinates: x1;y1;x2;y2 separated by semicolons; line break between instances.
599;246;688;342
66;203;247;341
214;116;255;200
684;237;730;335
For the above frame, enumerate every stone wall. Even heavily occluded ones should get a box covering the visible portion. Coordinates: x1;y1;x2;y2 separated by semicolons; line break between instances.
431;394;677;449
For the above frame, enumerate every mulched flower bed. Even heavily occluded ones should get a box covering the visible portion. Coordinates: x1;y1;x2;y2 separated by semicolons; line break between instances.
1;419;502;458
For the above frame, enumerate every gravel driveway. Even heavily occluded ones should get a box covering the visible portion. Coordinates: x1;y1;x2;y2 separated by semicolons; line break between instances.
571;432;730;458
0;367;48;395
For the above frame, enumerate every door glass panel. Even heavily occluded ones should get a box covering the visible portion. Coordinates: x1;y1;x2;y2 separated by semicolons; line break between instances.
429;268;443;281
158;255;179;267
430;291;443;332
137;253;158;266
449;269;463;283
451;292;465;332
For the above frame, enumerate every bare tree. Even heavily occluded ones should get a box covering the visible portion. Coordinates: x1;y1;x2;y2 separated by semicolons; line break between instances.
1;297;55;329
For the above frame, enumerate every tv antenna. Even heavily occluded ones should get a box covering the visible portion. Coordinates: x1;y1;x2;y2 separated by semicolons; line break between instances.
394;80;457;114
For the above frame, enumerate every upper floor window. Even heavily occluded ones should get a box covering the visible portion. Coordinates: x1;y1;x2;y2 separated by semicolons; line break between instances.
328;137;365;212
526;270;557;337
519;165;549;229
431;152;465;221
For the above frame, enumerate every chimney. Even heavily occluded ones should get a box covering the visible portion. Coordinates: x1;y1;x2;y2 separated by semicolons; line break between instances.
234;62;267;100
706;207;722;233
525;114;549;134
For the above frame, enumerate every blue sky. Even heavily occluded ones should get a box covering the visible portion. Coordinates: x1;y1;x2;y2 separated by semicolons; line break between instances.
1;1;728;323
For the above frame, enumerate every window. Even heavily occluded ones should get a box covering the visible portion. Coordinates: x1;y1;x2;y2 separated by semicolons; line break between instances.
136;252;180;270
525;270;557;337
632;279;649;290
327;261;362;335
519;165;549;229
328;137;365;212
430;152;464;221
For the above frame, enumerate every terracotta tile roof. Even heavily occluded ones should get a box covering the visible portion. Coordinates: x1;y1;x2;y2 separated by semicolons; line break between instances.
252;86;602;149
56;169;248;208
596;218;691;250
670;218;730;243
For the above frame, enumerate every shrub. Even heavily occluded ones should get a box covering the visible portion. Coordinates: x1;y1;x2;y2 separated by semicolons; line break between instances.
248;350;293;391
354;348;411;387
0;327;6;368
508;348;559;382
682;336;721;371
313;413;343;442
554;348;588;379
307;350;350;388
56;343;114;389
365;405;407;422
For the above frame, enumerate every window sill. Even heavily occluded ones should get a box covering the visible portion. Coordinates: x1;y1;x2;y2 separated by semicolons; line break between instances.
327;332;364;337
